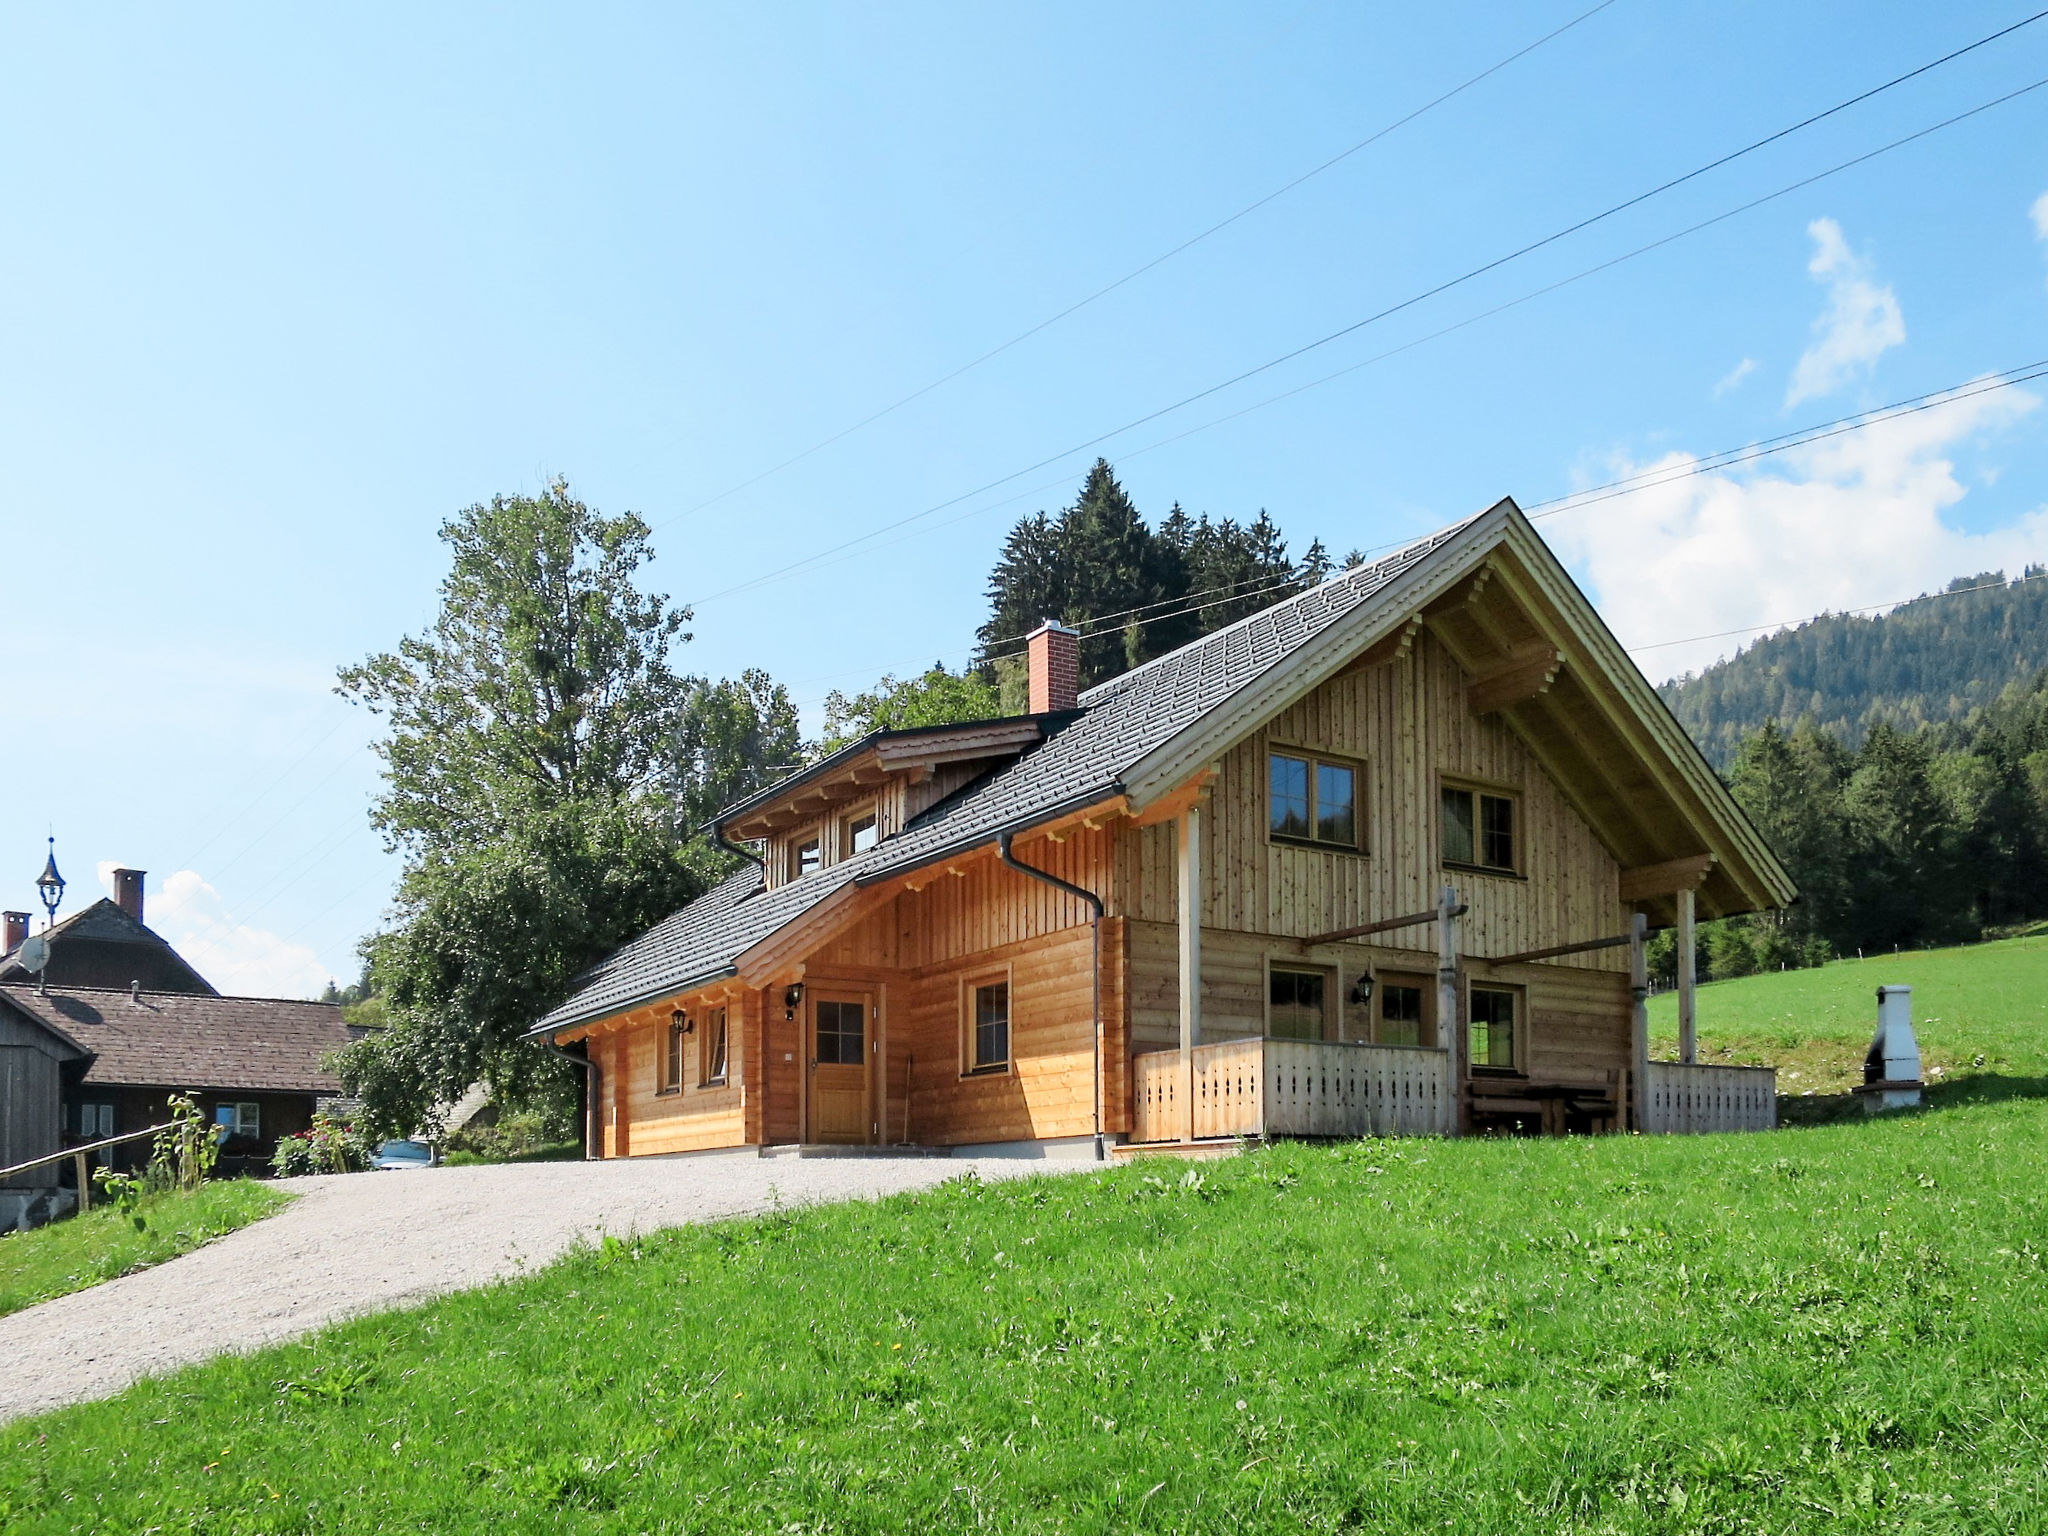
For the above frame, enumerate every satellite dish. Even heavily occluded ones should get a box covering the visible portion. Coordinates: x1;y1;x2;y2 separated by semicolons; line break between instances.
17;934;49;974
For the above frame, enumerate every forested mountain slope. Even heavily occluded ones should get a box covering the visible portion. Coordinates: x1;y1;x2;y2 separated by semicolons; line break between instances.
1658;568;2048;767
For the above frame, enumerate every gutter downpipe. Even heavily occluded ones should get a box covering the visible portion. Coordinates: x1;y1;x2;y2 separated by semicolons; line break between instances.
713;826;765;866
542;1038;603;1161
999;830;1106;1162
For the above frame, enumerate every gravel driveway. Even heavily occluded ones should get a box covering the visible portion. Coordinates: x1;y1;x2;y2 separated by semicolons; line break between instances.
0;1151;1061;1425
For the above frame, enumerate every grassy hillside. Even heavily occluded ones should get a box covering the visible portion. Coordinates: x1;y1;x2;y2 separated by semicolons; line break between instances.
0;1180;289;1320
1658;570;2048;766
6;1096;2048;1532
1649;930;2048;1102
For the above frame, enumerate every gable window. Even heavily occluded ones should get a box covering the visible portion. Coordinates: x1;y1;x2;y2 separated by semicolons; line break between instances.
1441;783;1517;873
1269;966;1329;1040
843;808;880;857
661;1012;686;1093
792;834;822;880
213;1102;261;1141
700;1005;729;1086
1468;987;1519;1072
1268;750;1359;851
964;974;1010;1074
1375;975;1432;1048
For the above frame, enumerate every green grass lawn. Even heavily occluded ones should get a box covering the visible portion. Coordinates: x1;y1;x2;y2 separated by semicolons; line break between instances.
0;1179;290;1321
1649;931;2048;1102
443;1141;583;1167
7;1100;2047;1534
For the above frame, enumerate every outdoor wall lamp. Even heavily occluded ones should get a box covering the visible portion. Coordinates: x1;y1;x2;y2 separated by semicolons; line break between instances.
1348;972;1375;1009
783;983;804;1021
672;1008;694;1036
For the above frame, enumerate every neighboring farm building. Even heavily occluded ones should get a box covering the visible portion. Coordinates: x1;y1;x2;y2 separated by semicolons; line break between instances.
530;500;1793;1157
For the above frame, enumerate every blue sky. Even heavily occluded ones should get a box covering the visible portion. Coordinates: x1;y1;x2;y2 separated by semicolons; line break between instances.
3;2;2045;995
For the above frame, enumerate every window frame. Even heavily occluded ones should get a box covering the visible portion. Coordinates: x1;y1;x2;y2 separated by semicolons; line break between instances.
213;1101;261;1140
699;1004;729;1087
1467;985;1522;1074
841;805;881;859
790;830;824;881
1266;746;1365;853
1266;961;1335;1042
959;966;1013;1077
77;1102;116;1140
658;1012;686;1095
1439;778;1522;877
1370;969;1437;1049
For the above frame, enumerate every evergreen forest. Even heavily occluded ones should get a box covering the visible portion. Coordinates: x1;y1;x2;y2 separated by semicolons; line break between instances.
1658;568;2048;766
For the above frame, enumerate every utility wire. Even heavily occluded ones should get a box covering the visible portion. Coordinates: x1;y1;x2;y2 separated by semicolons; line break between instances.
652;0;1625;531
683;24;2048;608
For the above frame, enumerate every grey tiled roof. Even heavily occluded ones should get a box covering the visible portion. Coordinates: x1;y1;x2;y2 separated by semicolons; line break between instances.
531;516;1476;1034
0;987;351;1093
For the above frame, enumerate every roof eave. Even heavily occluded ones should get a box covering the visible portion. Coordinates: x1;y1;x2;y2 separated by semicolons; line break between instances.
525;963;741;1041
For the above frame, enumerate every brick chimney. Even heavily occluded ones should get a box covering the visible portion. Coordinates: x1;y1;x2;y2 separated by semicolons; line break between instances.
1026;620;1080;714
112;868;145;925
2;912;26;954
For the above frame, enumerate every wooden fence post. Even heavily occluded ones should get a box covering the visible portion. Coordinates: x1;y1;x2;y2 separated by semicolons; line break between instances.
1437;884;1462;1137
1628;911;1649;1131
74;1152;89;1212
1677;887;1698;1065
1178;800;1203;1145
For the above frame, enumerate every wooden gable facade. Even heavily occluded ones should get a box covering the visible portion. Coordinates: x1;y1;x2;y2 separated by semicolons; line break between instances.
538;503;1792;1157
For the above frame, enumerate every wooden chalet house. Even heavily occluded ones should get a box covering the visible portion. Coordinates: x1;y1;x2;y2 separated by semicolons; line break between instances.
530;501;1791;1158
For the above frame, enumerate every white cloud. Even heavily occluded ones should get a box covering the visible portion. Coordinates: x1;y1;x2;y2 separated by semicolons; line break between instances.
1785;219;1904;408
140;869;336;999
1713;357;1756;398
1554;379;2048;681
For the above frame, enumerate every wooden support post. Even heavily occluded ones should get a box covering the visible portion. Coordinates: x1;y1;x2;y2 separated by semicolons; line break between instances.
1628;911;1649;1132
1178;801;1202;1145
75;1152;89;1212
1437;884;1462;1137
1677;886;1698;1065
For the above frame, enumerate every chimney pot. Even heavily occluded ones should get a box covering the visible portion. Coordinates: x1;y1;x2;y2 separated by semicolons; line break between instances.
2;911;27;955
112;868;145;925
1026;620;1081;714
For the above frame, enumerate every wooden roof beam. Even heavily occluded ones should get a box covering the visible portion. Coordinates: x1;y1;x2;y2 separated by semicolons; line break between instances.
1619;854;1716;903
1467;644;1562;715
1336;614;1422;679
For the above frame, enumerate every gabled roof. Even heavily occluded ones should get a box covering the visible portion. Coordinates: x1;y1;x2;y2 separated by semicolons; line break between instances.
0;987;350;1094
531;500;1795;1037
0;898;218;996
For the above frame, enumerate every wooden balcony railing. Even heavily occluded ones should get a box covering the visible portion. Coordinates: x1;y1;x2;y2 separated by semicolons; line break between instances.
1641;1061;1777;1133
1131;1038;1454;1143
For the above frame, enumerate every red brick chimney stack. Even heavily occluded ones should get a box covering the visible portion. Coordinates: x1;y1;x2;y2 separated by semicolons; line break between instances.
1026;620;1080;714
112;868;146;925
2;911;26;954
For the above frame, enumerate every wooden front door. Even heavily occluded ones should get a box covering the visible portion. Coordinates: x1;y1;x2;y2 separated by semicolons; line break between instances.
809;992;873;1144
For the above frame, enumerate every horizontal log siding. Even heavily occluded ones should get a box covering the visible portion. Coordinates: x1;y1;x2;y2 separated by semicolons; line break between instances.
1119;632;1627;972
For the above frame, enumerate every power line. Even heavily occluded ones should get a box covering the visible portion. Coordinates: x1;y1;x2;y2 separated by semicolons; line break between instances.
682;25;2048;608
651;0;1625;532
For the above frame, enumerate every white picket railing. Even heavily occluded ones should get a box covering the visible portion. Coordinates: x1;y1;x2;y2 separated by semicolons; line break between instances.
1131;1038;1453;1142
1641;1060;1777;1133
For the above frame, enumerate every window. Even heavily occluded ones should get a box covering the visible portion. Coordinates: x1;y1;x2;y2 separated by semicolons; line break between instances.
815;998;865;1065
77;1103;115;1140
1441;784;1517;873
843;808;880;856
701;1005;729;1086
213;1102;261;1140
1268;751;1359;850
1269;966;1329;1040
965;976;1010;1073
1468;987;1518;1071
1377;980;1428;1048
661;1013;686;1093
792;835;822;880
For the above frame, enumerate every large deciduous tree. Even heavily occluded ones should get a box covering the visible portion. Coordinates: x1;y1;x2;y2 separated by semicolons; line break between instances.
333;481;722;1136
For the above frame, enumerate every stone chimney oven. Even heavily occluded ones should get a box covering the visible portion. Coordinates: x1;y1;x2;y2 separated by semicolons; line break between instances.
112;868;146;925
1026;620;1080;714
2;911;26;954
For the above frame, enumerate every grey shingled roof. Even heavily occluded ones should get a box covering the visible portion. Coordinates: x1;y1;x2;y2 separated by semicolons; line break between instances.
0;987;351;1093
531;516;1475;1035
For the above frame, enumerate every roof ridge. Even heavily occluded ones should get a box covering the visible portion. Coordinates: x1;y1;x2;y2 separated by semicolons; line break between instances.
1075;512;1481;707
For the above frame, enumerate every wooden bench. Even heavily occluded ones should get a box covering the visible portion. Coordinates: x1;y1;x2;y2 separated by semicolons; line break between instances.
1467;1069;1624;1135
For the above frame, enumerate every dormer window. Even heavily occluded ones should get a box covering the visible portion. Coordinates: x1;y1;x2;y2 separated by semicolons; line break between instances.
793;835;822;880
844;808;879;857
